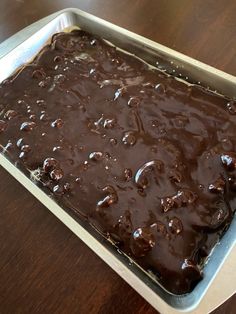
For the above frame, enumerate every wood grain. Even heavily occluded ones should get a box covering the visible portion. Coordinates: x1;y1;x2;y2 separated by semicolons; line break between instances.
0;1;235;313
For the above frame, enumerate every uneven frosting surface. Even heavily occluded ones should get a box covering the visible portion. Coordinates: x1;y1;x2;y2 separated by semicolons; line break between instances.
0;30;236;294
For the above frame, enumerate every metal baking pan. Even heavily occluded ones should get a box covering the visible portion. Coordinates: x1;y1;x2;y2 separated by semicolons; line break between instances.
0;8;235;313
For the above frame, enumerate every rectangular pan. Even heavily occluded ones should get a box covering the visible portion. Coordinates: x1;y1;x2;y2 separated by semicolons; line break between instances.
0;8;235;313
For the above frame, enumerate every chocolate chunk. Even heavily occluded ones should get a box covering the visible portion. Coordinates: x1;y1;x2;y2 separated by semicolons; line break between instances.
210;200;229;229
50;168;64;181
0;120;7;132
128;96;140;107
124;168;132;181
16;138;24;148
130;227;155;257
63;182;71;192
135;160;163;189
152;221;165;235
51;118;64;128
21;144;31;153
53;184;64;195
109;138;117;146
122;131;136;146
43;158;59;173
208;176;225;193
181;259;202;287
169;169;182;183
221;152;236;171
32;68;46;79
89;151;103;161
161;189;197;212
115;211;133;240
4;110;17;120
97;185;118;208
20;121;36;132
168;217;183;234
103;118;116;129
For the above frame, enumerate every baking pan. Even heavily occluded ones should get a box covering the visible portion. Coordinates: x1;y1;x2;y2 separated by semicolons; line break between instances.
0;8;235;313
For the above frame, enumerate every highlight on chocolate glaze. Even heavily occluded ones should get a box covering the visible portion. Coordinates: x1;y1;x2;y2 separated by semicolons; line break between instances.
0;29;235;294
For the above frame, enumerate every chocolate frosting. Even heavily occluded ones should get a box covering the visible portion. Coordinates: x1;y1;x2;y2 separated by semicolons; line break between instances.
0;30;236;294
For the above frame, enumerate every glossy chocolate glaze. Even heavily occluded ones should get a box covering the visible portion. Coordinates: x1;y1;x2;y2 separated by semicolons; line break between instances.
0;30;236;294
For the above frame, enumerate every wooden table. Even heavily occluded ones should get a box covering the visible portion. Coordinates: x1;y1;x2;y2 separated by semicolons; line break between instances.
0;1;235;313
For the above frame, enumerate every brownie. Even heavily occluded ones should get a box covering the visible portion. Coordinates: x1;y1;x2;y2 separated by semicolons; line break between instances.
0;30;235;294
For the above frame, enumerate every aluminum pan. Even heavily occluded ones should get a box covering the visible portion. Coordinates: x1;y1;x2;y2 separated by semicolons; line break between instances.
0;8;235;313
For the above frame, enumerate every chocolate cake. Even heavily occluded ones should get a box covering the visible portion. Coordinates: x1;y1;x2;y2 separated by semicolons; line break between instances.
0;30;235;294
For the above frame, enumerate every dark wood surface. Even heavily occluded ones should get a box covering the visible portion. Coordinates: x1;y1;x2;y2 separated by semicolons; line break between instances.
0;1;235;313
